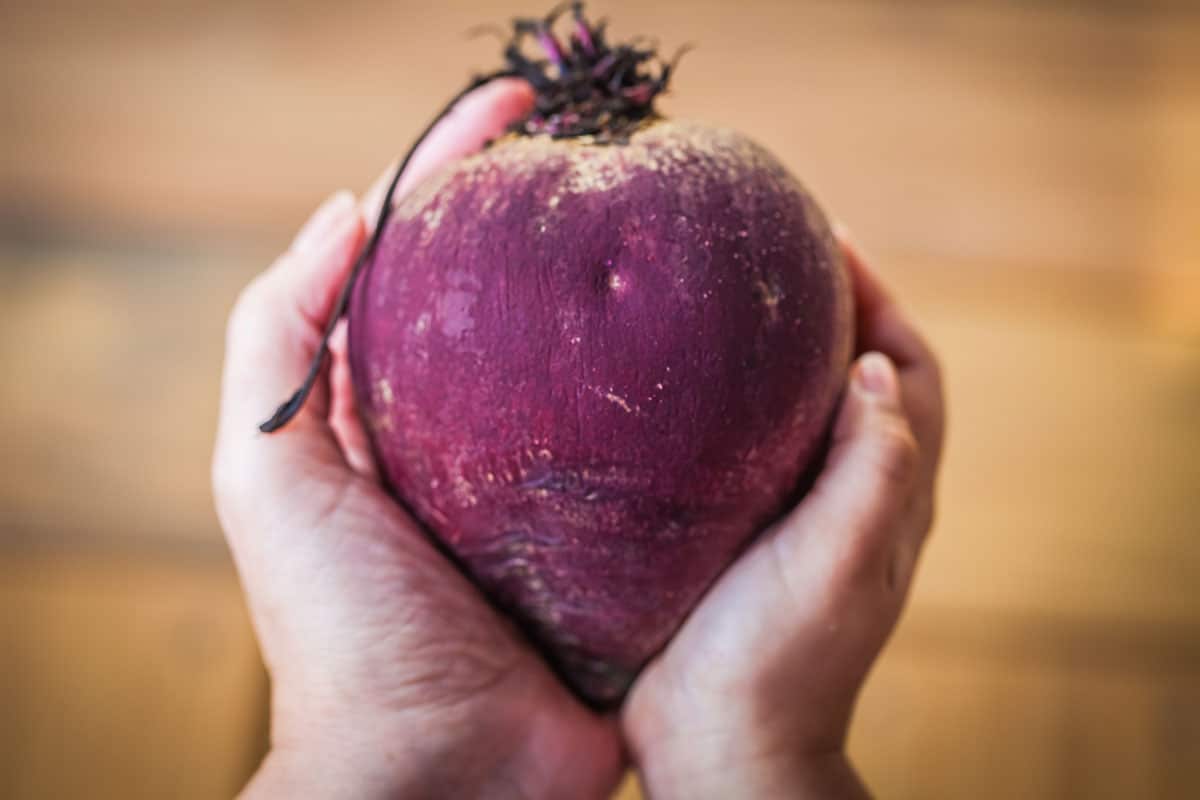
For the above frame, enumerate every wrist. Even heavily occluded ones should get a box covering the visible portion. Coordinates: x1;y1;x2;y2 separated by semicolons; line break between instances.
625;698;866;800
243;743;419;800
625;664;870;798
244;691;447;799
245;719;529;800
245;688;620;800
633;746;868;800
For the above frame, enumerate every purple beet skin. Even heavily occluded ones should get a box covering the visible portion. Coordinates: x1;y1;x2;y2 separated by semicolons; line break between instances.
347;118;852;706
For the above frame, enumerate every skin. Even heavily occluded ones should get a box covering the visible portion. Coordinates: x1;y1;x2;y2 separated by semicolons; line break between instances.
622;233;945;797
215;80;623;800
349;117;853;706
213;79;944;798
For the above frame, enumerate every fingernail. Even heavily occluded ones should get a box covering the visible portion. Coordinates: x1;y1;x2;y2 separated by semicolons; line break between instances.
856;352;897;399
294;190;355;253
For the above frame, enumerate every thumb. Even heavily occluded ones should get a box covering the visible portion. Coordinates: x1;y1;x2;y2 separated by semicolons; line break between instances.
360;78;536;225
772;352;920;593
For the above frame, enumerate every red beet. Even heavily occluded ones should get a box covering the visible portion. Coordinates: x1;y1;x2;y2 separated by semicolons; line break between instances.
272;5;852;706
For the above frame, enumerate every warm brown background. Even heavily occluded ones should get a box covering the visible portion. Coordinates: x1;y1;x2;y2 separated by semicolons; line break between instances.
2;1;1198;798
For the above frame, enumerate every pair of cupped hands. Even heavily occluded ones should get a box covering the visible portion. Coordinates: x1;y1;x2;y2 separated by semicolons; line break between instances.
213;80;944;799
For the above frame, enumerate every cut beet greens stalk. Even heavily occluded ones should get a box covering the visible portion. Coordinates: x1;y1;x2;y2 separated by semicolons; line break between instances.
259;1;685;433
259;1;853;709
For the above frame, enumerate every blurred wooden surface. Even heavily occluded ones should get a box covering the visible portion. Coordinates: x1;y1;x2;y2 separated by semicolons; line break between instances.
0;554;264;799
2;1;1198;798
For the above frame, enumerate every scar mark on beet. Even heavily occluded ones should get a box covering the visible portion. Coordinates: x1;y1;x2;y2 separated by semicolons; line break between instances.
375;379;395;405
584;384;640;414
754;279;783;322
604;392;634;413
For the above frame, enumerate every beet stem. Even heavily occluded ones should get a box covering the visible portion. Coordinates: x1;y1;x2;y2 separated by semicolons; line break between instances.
509;2;682;141
258;68;517;434
572;2;595;55
259;2;690;431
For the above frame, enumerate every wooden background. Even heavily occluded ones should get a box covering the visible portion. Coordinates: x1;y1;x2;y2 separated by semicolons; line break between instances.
2;1;1198;797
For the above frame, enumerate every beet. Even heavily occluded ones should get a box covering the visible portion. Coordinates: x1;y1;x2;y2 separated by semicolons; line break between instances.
263;3;852;706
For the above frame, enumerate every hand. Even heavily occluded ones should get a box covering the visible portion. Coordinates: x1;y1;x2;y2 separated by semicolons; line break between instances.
622;235;946;798
212;79;623;800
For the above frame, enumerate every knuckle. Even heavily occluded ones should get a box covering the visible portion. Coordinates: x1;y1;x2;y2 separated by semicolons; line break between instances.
210;451;248;530
833;546;905;628
929;363;947;420
210;442;272;536
925;348;945;393
910;491;937;537
872;418;920;488
838;536;887;592
882;543;918;611
225;272;275;348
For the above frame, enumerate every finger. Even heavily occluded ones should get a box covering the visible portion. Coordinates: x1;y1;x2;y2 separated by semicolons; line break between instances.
214;192;366;512
328;320;381;482
339;78;535;472
399;77;535;194
770;352;920;594
360;158;399;231
835;229;931;367
279;190;363;329
228;190;363;430
360;77;536;224
836;231;945;476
